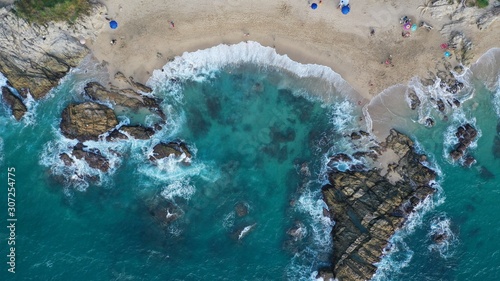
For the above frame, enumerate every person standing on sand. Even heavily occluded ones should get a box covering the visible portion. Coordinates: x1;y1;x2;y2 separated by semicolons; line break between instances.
338;0;349;8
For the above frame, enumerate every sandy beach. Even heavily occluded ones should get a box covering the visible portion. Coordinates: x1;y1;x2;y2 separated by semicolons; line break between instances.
88;0;499;102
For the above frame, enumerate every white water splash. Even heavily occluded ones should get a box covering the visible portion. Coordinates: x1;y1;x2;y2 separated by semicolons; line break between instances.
238;223;256;240
161;179;196;201
427;215;457;259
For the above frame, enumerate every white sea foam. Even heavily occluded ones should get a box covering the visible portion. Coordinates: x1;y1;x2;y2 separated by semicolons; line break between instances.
406;75;474;125
0;72;7;86
148;41;357;104
427;214;457;259
238;223;256;240
160;179;196;201
372;179;445;281
39;128;132;191
493;79;500;118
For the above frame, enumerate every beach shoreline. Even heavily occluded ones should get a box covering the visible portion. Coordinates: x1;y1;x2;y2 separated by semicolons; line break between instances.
88;0;499;103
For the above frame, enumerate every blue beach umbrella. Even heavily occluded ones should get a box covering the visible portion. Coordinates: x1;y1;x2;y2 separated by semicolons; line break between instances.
341;5;350;15
311;3;318;9
110;20;118;29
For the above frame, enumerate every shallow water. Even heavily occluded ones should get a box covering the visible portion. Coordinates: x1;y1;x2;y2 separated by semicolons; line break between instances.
0;45;499;281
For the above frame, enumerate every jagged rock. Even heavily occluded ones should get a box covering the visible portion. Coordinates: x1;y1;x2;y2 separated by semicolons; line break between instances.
477;6;500;30
71;144;110;172
60;102;118;141
129;76;153;93
84;82;157;110
105;129;127;142
114;72;130;85
350;132;362;140
120;125;155;139
328;153;353;165
425;118;435;127
59;143;110;172
450;123;478;162
149;141;192;162
1;86;27;120
454;65;464;75
437;99;445;112
59;153;74;166
0;5;106;99
407;90;421;110
449;32;474;64
322;129;436;281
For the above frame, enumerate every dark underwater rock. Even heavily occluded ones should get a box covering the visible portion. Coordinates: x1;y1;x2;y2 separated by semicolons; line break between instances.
1;86;27;120
321;129;436;281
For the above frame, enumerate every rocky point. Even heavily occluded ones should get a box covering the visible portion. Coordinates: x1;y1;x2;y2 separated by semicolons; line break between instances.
320;129;436;281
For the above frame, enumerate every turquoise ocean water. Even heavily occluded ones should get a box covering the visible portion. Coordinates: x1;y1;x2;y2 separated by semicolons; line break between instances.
0;43;499;280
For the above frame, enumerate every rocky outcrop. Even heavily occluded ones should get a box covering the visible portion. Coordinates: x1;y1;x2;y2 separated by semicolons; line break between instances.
449;123;477;163
60;143;110;172
84;82;157;109
120;125;155;139
104;125;156;141
60;102;118;141
1;86;26;120
149;141;192;162
83;82;165;120
407;90;421;110
321;129;436;281
113;71;153;93
477;5;500;30
0;4;107;99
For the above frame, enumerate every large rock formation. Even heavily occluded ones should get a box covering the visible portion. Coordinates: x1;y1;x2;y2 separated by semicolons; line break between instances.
0;5;106;99
60;102;118;141
321;129;436;281
1;86;26;120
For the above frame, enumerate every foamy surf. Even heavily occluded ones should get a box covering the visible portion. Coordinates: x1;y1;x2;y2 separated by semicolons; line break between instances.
427;214;457;259
148;41;359;105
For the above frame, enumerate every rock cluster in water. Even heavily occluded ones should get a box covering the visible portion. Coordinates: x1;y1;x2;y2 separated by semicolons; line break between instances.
320;129;436;281
57;81;189;177
449;123;478;166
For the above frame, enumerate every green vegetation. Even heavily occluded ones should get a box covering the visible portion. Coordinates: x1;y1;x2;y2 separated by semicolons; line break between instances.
476;0;489;8
14;0;91;24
